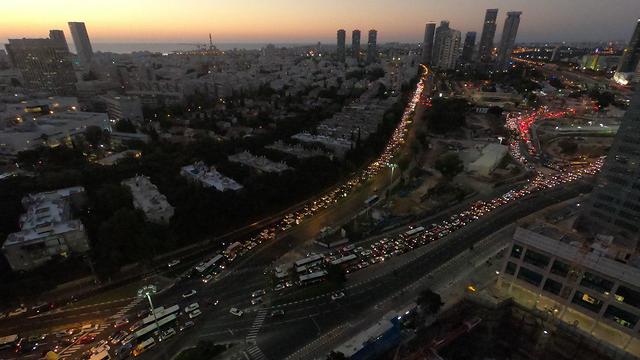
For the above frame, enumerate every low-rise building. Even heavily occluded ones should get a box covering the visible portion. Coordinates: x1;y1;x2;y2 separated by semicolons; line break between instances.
468;143;508;176
100;95;143;123
122;175;174;224
228;151;291;173
180;162;243;191
2;186;89;271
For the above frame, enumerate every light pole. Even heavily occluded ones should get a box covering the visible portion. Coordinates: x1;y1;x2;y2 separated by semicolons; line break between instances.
138;285;159;335
387;162;398;185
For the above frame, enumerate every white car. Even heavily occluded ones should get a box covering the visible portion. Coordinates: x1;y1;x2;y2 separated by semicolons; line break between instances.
184;302;199;313
167;259;181;268
202;274;213;283
188;309;202;319
159;327;176;342
8;305;27;317
251;297;263;305
331;291;345;301
274;283;285;292
251;289;265;298
229;308;243;317
182;290;197;298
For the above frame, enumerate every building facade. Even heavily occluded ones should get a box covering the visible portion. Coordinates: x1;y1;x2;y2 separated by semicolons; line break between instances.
496;11;522;69
367;29;378;64
421;23;436;65
337;29;346;62
352;30;361;59
2;187;89;271
500;225;640;356
432;21;461;70
461;31;477;63
101;95;144;123
618;19;640;73
68;22;94;64
5;38;77;95
122;175;174;224
478;9;499;63
48;30;69;52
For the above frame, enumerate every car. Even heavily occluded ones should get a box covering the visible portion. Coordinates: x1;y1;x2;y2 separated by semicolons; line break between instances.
114;343;133;358
274;283;285;291
270;310;285;318
113;318;129;329
109;330;128;345
188;309;202;319
53;331;68;339
8;305;27;317
31;302;51;314
202;274;213;283
167;259;181;268
251;297;263;305
179;321;195;331
208;298;219;307
184;302;199;313
331;291;345;301
285;281;294;288
136;309;149;319
158;327;176;342
182;289;197;298
77;334;96;344
229;308;243;317
251;289;265;298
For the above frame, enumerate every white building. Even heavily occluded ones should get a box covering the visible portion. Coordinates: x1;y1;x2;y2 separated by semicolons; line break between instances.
181;162;243;191
101;95;143;123
122;175;174;224
2;187;89;271
468;143;508;176
228;151;291;173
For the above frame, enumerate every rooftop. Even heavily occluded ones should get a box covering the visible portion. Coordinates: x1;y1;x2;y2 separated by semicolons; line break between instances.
228;151;291;173
181;162;243;191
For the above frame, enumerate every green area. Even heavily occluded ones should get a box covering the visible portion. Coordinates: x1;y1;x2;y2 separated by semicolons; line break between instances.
175;341;231;360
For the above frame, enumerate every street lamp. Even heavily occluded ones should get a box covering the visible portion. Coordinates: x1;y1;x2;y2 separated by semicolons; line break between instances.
138;285;159;335
386;162;398;184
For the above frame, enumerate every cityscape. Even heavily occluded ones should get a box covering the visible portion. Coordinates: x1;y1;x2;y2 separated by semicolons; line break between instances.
0;1;640;360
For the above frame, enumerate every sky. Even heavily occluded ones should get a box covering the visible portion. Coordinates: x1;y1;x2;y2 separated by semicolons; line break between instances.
1;0;639;45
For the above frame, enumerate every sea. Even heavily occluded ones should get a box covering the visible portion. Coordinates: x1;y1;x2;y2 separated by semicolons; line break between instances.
89;42;306;54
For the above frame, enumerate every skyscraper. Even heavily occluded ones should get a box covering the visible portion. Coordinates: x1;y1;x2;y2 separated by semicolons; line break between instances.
582;90;640;252
352;30;361;59
5;38;77;95
432;21;450;68
496;11;522;69
49;30;69;52
617;19;640;73
68;22;94;64
478;9;498;62
433;28;461;70
337;29;346;62
367;29;377;64
461;31;477;63
421;23;436;65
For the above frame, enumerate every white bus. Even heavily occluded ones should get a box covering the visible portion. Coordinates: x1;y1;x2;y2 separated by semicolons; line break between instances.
294;254;323;273
365;195;379;206
89;350;111;360
0;334;18;351
330;254;358;266
132;337;156;357
224;242;243;256
299;270;328;285
141;305;179;326
402;226;425;238
133;314;177;342
195;254;224;275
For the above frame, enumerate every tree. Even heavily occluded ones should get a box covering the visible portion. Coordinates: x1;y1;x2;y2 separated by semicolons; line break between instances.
428;98;469;134
435;153;464;178
84;126;106;147
417;288;444;315
326;351;347;360
114;119;137;133
326;264;346;285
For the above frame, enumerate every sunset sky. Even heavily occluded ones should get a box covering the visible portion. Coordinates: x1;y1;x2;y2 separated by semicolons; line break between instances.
2;0;638;45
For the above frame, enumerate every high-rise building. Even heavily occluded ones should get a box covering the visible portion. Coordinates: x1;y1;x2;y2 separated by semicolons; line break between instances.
432;21;450;68
68;22;94;64
5;38;77;95
496;11;522;69
582;90;640;252
461;31;477;63
421;23;436;65
337;29;346;62
48;30;69;52
352;30;361;59
478;9;498;62
367;29;378;64
617;19;640;73
432;21;461;70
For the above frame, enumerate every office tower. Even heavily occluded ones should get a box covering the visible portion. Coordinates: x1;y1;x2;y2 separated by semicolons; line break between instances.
352;30;361;59
5;38;77;95
367;29;378;64
421;23;436;65
478;9;498;62
496;11;522;69
432;21;450;68
461;31;477;63
433;28;461;70
49;30;69;52
550;45;562;62
617;19;640;73
582;90;640;251
337;29;346;62
68;22;94;64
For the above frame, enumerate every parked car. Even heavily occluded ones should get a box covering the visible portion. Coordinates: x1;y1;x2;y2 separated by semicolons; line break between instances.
188;309;202;319
251;289;265;298
184;303;199;313
331;291;345;301
159;328;176;342
251;297;263;305
270;310;285;318
179;321;195;331
229;308;243;317
182;290;197;298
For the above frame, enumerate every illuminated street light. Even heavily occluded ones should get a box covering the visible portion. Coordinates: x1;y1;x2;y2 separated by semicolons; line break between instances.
138;285;159;334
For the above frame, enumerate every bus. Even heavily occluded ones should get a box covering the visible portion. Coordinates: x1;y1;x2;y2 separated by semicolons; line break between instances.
365;195;379;206
89;350;111;360
402;226;425;238
132;337;156;357
224;242;243;259
132;314;177;343
0;334;18;351
195;254;224;275
299;270;328;285
294;254;323;273
330;254;358;266
141;305;179;326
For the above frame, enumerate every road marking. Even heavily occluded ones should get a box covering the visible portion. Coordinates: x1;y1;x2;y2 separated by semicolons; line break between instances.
245;309;268;344
246;345;268;360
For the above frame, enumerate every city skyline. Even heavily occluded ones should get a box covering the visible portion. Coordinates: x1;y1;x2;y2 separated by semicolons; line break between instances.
1;0;639;46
